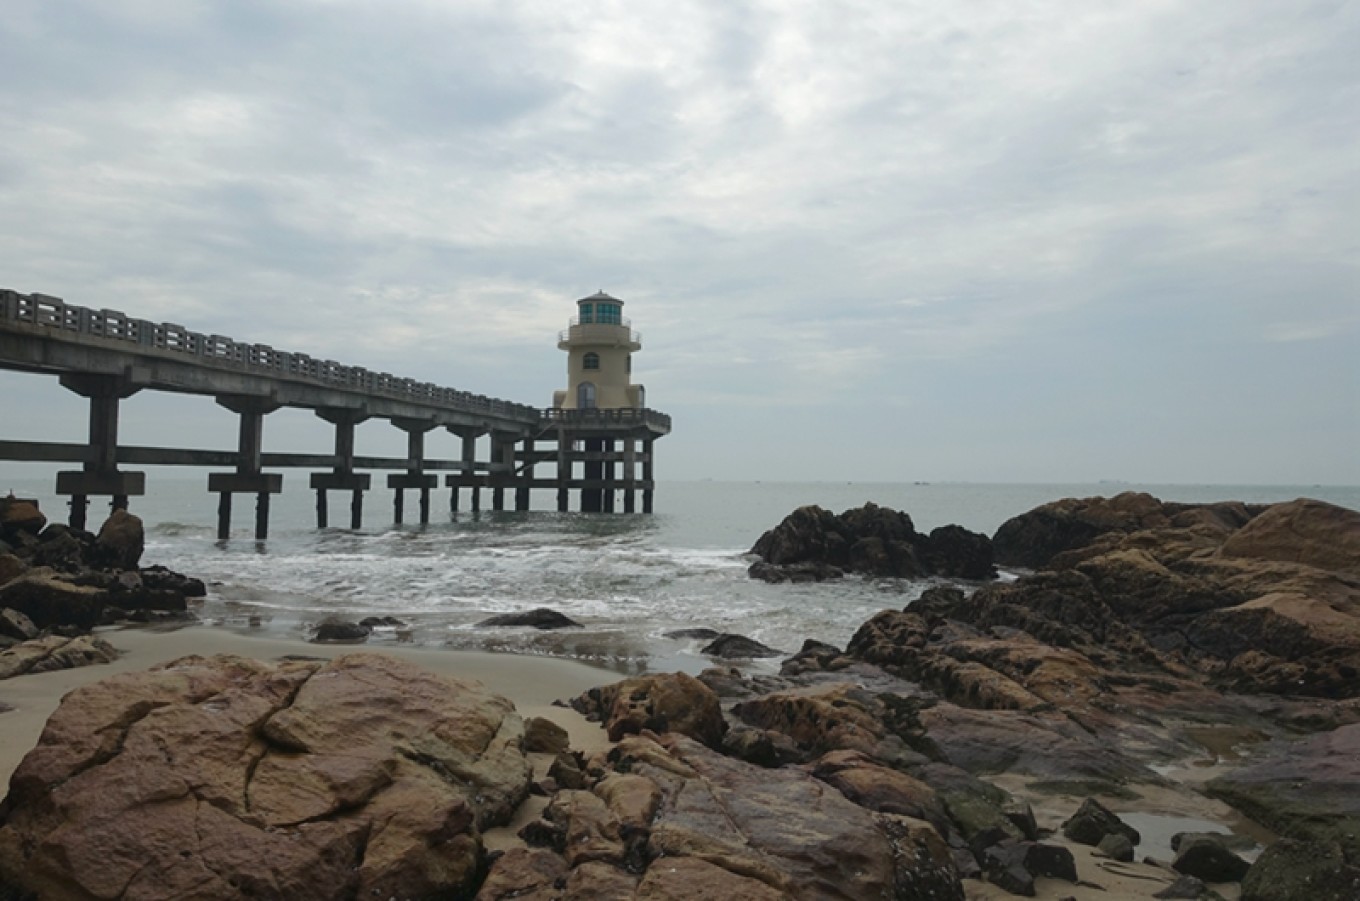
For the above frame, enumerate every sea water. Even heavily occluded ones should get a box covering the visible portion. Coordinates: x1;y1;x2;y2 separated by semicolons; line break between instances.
4;475;1357;674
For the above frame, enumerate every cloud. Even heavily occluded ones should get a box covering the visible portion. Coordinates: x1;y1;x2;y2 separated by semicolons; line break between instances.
1;0;1356;483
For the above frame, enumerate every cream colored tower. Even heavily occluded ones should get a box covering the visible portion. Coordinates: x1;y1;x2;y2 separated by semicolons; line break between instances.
552;291;645;410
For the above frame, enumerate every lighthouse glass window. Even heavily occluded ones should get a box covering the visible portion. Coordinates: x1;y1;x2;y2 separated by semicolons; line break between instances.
596;304;621;325
579;304;593;324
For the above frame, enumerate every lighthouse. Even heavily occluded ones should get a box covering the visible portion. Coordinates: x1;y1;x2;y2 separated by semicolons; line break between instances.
552;291;645;411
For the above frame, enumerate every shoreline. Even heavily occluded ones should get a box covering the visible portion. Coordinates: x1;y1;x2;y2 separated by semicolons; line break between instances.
0;622;618;789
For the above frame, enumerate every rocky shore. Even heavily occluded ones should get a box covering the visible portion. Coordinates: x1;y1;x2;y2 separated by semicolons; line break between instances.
1;492;1357;899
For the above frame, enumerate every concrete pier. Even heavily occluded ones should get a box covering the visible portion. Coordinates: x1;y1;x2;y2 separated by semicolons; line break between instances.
1;289;670;532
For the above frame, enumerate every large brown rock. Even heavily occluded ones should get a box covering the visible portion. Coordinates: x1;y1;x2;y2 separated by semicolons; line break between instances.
1219;499;1360;578
572;672;726;748
749;502;994;582
0;568;106;630
0;498;44;544
0;652;532;900
0;633;118;680
641;733;963;900
1206;722;1360;861
94;508;145;570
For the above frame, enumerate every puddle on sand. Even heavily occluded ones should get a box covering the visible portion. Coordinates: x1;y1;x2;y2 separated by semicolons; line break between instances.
1120;812;1266;865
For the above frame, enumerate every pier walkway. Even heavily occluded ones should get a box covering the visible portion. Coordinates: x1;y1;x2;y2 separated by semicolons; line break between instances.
0;289;669;537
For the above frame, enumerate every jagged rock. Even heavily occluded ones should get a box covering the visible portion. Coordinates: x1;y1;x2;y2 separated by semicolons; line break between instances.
140;564;207;598
748;559;845;583
359;615;405;628
663;627;721;640
1061;798;1141;848
478;607;582;629
474;847;567;900
523;715;570;754
0;569;106;630
548;751;585;790
1171;831;1258;853
1173;834;1250;882
810;749;950;832
543;789;625;867
749;502;994;582
572;672;726;747
1218;498;1360;578
94;508;144;570
0;634;118;680
0;498;44;543
311;618;371;642
1155;873;1208;898
1240;838;1360;901
700;632;781;658
0;607;38;641
1098;832;1135;862
982;840;1036;896
1024;843;1077;882
0;653;532;900
566;860;639;899
0;554;26;587
641;732;964;899
1205;723;1360;859
636;855;785;900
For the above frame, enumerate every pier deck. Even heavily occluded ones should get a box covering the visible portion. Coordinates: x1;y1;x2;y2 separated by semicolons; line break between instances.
1;289;669;535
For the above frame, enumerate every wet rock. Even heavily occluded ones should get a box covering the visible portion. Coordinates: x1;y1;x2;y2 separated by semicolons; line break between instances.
700;632;781;658
478;607;582;629
1173;834;1250;882
749;502;994;582
636;855;785;900
140;564;207;598
1218;498;1360;578
1240;838;1360;901
524;715;570;754
1205;723;1360;859
0;634;118;680
565;860;639;899
358;615;405;628
572;672;726;748
810;749;949;832
748;559;844;583
722;722;802;767
663;627;721;640
0;652;532;901
94;508;144;570
982;841;1035;896
1061;798;1141;848
0;498;44;543
1171;831;1258;854
311;618;371;642
474;847;567;900
1154;873;1208;899
0;607;38;641
0;554;26;587
0;569;106;630
1097;832;1135;862
1025;843;1078;882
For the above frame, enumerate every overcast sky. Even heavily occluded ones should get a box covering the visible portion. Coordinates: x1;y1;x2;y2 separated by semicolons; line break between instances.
1;0;1357;485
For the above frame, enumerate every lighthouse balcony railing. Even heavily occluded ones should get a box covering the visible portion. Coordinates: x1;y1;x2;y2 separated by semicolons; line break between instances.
558;324;642;346
541;407;671;432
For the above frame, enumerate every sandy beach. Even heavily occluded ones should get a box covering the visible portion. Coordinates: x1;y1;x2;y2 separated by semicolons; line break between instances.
0;624;617;790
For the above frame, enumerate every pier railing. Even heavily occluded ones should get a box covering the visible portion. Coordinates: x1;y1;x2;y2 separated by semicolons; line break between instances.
1;289;542;422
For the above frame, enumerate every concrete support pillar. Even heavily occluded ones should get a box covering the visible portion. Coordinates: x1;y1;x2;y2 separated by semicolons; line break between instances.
515;437;534;511
556;428;571;512
623;438;636;513
643;437;655;514
490;431;516;512
209;395;283;540
582;437;604;513
311;407;370;529
602;438;615;513
445;427;486;517
389;418;437;525
55;374;145;530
